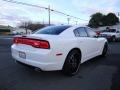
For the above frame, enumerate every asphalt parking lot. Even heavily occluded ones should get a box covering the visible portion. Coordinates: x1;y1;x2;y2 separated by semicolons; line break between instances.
0;37;120;90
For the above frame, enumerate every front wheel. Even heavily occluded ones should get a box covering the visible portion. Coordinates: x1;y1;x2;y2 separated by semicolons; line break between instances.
112;36;116;42
101;43;108;57
62;50;81;76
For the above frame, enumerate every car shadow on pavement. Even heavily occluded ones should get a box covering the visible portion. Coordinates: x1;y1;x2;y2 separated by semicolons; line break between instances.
16;55;105;78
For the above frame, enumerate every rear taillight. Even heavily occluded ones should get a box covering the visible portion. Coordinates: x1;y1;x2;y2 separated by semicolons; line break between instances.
13;37;50;49
96;31;100;36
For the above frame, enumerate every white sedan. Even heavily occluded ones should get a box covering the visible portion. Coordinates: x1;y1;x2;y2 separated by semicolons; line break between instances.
11;25;108;75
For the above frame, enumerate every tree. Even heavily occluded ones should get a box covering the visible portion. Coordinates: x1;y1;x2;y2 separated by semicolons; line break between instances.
88;12;104;28
105;13;119;26
88;12;119;28
101;15;108;26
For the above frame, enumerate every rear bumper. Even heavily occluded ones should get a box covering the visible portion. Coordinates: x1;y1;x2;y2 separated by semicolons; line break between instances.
11;44;65;71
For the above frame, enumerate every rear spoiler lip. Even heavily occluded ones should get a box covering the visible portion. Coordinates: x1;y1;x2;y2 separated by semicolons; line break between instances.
13;35;45;41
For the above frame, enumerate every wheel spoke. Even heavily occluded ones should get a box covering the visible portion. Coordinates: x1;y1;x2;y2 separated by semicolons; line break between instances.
69;54;78;69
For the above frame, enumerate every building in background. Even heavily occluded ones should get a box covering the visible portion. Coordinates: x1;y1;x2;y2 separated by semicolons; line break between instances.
0;25;13;35
0;25;32;35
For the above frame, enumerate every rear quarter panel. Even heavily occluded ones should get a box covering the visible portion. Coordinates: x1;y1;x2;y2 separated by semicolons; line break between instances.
48;37;79;67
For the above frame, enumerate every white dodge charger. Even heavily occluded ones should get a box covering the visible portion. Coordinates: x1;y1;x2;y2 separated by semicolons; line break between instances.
11;25;108;75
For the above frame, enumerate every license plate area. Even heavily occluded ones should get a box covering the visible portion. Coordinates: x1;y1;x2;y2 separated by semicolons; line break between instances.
19;51;26;59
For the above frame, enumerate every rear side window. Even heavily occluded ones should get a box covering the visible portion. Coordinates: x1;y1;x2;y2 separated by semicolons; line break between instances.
74;27;88;37
86;28;96;37
34;26;71;35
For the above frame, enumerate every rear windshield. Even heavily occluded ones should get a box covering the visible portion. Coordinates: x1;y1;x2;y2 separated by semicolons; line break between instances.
34;26;71;35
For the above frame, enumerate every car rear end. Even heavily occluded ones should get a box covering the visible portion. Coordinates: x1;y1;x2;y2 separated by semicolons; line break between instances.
99;29;117;41
99;34;112;41
11;26;71;71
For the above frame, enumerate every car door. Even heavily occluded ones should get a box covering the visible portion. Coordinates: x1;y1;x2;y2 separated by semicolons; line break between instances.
86;27;101;56
74;27;95;62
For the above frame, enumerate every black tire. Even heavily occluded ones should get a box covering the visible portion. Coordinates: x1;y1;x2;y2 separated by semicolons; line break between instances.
112;36;116;42
62;49;81;76
101;43;108;57
118;38;120;42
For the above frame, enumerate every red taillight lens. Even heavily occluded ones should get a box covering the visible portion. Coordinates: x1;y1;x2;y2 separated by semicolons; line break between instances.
13;37;22;44
13;37;50;49
96;31;100;36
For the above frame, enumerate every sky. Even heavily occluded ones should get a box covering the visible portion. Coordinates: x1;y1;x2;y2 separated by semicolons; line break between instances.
0;0;120;27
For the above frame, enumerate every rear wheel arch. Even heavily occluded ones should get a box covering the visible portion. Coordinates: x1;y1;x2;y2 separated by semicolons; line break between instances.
63;48;82;64
67;48;82;60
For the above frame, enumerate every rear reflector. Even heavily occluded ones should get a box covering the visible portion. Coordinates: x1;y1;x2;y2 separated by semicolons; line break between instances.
13;37;50;49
